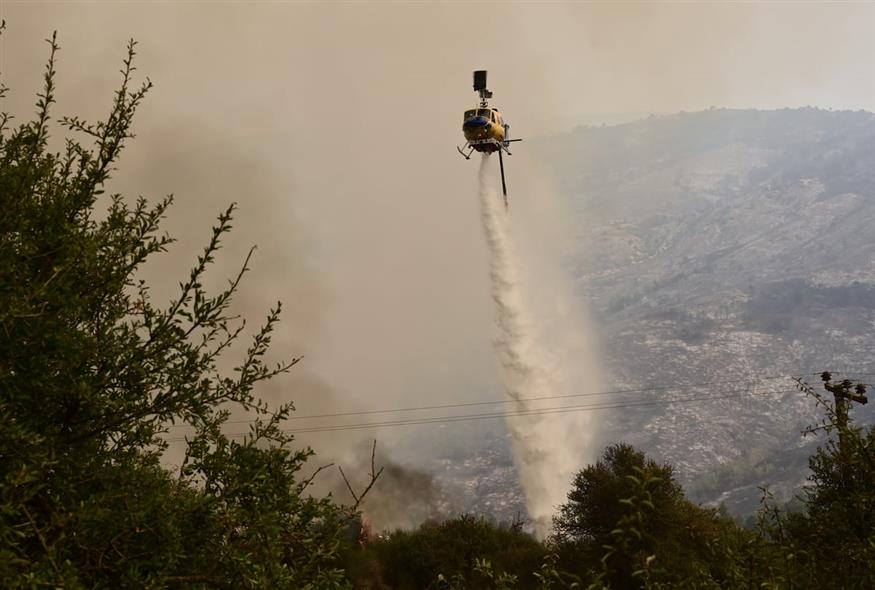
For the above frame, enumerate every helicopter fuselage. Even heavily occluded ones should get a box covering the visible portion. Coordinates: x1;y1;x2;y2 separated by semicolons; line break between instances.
462;107;506;152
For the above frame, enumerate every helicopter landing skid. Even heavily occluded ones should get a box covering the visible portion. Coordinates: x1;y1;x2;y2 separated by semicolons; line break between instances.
456;144;474;160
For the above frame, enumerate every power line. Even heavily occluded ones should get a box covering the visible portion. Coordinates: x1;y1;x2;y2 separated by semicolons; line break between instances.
166;373;801;428
164;387;795;441
279;388;793;435
161;368;871;439
282;376;790;420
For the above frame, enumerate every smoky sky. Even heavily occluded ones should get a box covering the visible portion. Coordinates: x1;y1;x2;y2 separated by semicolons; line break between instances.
3;1;875;471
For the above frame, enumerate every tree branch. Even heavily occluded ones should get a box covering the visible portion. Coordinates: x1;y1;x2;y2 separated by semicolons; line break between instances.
338;439;384;511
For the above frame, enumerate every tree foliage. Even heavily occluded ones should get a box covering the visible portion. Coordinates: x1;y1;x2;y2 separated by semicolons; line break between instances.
552;443;747;589
0;31;351;589
350;515;545;590
753;378;875;589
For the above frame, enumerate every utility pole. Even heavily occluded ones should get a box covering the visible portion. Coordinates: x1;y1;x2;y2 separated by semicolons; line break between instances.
820;371;868;488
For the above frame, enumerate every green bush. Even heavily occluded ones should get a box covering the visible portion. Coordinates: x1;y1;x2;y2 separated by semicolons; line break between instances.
354;515;545;589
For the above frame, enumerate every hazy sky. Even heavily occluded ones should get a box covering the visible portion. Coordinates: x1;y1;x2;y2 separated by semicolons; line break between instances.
2;1;874;460
5;3;875;124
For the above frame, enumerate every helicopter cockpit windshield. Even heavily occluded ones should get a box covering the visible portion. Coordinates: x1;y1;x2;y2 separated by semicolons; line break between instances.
464;109;497;121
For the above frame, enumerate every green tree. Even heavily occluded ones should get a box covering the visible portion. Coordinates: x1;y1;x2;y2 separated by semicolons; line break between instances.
798;427;875;586
553;444;677;545
554;443;747;589
0;31;351;588
763;377;875;589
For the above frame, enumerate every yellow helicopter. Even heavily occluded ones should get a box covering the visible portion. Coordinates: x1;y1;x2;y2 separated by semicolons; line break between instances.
457;70;522;206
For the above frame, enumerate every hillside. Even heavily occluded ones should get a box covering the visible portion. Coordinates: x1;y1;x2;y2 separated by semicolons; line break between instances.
536;108;875;513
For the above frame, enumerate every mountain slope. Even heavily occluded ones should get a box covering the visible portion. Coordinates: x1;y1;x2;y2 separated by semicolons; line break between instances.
537;108;875;512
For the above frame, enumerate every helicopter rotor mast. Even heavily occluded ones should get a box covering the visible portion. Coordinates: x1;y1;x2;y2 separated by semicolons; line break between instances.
473;70;492;108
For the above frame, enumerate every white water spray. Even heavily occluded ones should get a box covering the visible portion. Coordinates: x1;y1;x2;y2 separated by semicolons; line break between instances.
478;155;600;537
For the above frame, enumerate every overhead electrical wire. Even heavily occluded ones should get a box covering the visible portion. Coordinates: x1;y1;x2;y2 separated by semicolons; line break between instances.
161;369;870;441
163;386;798;442
275;388;795;435
282;375;793;421
166;373;802;428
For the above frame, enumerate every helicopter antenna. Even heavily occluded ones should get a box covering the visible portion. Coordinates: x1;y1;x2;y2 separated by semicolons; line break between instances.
473;70;493;107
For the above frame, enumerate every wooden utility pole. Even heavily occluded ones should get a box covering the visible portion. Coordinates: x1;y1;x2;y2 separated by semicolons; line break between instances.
820;372;868;487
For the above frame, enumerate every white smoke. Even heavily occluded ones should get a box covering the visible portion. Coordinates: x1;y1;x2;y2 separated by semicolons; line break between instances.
478;154;601;537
